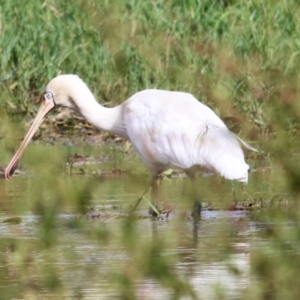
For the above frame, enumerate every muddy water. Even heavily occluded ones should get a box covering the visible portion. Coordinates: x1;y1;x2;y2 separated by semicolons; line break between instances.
0;144;292;299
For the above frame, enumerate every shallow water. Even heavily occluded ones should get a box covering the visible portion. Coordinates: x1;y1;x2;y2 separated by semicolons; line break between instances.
0;209;252;299
0;144;295;299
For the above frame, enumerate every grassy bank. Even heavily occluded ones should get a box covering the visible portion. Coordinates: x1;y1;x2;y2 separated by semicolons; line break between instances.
1;0;300;133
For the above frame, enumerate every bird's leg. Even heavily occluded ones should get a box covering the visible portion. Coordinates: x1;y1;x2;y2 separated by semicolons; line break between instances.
131;187;150;212
185;172;201;245
149;175;161;217
190;176;202;219
131;176;161;216
185;171;202;219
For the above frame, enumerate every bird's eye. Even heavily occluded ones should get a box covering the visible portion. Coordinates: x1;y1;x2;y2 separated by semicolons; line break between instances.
44;92;53;101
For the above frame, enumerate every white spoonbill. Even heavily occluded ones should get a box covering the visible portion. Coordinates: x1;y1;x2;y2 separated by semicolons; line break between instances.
5;75;256;210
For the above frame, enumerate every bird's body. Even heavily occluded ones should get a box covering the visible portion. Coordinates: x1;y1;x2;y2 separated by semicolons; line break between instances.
123;89;250;181
5;75;256;211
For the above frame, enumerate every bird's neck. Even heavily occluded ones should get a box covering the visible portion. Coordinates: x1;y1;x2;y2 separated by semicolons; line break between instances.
70;89;127;138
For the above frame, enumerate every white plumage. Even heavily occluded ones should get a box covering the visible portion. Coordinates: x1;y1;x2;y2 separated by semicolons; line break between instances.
123;89;253;182
5;75;256;198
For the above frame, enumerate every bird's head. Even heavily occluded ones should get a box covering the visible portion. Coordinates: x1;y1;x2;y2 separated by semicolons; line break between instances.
4;74;86;179
44;74;88;111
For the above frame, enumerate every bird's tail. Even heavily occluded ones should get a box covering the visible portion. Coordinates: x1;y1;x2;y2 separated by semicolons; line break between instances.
197;128;252;183
235;135;258;152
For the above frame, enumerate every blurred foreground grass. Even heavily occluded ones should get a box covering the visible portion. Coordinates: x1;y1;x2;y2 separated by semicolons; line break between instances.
1;0;300;299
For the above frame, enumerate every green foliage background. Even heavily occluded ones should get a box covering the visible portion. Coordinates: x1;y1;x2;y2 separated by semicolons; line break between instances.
1;0;300;299
1;0;299;132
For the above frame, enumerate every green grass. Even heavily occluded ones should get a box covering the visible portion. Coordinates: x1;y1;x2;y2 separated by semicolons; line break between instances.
2;0;300;299
1;0;300;131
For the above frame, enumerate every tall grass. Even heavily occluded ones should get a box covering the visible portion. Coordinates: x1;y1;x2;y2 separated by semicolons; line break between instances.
1;0;300;299
1;0;300;129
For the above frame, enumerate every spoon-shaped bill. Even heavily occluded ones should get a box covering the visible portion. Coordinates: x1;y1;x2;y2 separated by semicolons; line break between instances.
4;99;55;179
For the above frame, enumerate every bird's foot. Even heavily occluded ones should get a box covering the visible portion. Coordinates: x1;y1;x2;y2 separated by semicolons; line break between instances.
148;203;161;218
